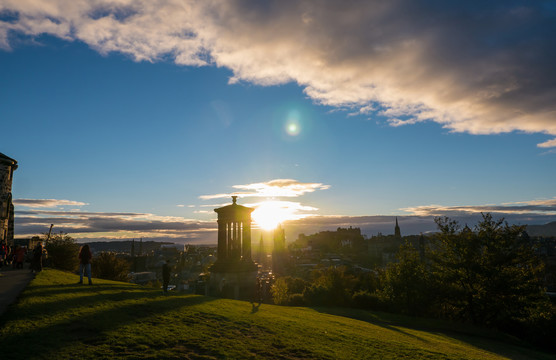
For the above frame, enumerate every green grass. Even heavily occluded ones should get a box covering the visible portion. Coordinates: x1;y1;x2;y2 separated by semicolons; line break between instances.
0;269;552;360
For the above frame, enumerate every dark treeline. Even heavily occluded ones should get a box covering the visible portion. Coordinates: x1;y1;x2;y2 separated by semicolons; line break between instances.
272;214;556;351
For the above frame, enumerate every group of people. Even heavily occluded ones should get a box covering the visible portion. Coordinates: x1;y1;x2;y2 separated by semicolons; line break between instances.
2;241;176;292
0;241;34;270
0;241;91;283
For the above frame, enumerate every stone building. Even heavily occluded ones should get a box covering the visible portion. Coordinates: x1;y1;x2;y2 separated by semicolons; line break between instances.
208;196;257;300
0;153;18;246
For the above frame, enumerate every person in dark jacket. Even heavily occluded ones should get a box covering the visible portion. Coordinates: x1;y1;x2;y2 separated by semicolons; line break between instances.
162;260;171;294
31;242;43;273
78;244;93;285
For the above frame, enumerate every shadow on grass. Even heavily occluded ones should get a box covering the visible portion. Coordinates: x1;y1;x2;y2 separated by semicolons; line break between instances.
311;306;429;343
7;286;163;319
1;291;217;359
312;307;551;360
22;282;142;298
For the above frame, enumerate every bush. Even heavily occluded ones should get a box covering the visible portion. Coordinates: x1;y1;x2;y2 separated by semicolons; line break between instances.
45;233;79;271
271;276;309;305
91;252;130;282
302;266;356;307
351;290;387;310
303;283;333;306
288;293;305;306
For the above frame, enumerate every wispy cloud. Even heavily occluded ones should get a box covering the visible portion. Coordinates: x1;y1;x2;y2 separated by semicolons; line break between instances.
402;197;556;216
538;139;556;149
200;179;330;200
14;208;216;243
14;198;88;208
2;1;555;147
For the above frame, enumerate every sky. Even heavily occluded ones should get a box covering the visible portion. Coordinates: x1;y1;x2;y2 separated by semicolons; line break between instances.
1;0;556;244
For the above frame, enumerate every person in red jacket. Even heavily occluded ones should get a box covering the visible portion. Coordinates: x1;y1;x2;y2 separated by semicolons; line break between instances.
14;245;25;269
78;244;93;285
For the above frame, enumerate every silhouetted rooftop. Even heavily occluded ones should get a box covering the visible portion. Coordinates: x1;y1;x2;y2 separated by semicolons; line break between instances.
0;152;18;169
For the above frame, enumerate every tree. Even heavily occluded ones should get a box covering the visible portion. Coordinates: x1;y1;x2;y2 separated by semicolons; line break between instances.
430;213;548;327
91;252;130;282
45;232;79;271
382;242;435;315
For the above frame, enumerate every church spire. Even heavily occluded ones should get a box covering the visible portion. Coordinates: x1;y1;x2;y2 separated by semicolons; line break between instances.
394;217;401;238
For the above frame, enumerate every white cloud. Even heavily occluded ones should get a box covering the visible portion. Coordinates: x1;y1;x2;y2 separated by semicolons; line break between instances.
13;198;88;208
537;138;556;148
2;1;556;146
200;179;330;200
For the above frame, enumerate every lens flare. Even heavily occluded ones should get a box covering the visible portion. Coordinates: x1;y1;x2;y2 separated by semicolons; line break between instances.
285;120;301;136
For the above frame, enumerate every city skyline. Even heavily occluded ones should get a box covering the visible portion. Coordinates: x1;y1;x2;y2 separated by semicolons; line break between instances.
2;1;556;243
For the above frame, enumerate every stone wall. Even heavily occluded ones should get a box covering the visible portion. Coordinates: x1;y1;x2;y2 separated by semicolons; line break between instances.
0;160;16;244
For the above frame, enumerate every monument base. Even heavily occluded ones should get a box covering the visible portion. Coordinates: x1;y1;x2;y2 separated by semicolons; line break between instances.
208;261;258;300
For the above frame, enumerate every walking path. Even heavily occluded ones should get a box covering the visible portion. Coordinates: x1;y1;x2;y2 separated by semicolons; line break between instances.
0;268;34;316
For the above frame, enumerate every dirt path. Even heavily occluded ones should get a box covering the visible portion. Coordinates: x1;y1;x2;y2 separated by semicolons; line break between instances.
0;268;34;316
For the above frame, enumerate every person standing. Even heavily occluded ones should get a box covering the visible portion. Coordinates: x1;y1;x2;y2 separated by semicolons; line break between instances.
0;241;6;269
162;260;171;294
78;244;93;285
31;242;43;273
13;245;25;269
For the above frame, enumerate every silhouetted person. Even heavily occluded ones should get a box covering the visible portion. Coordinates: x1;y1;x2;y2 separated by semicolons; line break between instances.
31;242;43;273
78;244;93;285
0;241;6;269
162;260;171;294
14;245;25;269
254;277;262;305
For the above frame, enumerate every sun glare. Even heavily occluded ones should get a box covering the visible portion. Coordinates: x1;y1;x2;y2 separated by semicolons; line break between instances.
285;119;301;136
252;201;296;230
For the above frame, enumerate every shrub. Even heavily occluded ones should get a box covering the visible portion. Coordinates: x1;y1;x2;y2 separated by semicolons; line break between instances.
91;252;130;282
288;293;305;306
351;290;387;310
302;266;356;307
45;233;79;271
271;276;309;305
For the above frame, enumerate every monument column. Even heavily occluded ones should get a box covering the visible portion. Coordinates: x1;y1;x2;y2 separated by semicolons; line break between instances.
217;219;227;261
243;219;251;260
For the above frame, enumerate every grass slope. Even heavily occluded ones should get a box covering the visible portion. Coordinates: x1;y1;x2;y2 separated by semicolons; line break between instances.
0;269;552;360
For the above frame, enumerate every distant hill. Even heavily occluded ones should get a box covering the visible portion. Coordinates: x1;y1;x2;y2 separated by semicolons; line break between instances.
0;269;553;360
526;221;556;237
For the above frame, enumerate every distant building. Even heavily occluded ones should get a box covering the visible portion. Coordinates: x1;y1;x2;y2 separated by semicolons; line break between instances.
14;236;42;250
272;223;287;275
394;217;401;239
367;218;405;266
0;153;17;246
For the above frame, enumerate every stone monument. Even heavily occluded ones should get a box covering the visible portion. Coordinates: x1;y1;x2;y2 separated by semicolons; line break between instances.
208;196;257;300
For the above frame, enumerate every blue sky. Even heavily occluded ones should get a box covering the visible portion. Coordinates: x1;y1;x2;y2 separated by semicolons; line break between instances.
2;1;556;243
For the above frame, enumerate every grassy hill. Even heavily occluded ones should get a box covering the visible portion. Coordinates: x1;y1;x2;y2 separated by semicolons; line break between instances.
0;270;552;360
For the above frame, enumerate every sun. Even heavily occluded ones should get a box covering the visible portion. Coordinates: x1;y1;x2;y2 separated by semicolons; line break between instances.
252;201;296;230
